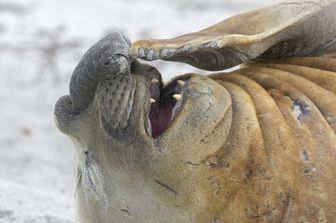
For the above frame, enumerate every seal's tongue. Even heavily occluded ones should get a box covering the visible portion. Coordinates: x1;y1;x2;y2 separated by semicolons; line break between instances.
147;78;187;138
149;97;176;138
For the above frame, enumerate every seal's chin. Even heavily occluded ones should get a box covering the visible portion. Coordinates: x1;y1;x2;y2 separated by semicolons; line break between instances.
145;75;191;138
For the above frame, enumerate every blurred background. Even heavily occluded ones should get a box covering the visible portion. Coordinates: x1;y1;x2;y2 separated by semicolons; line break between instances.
0;0;279;222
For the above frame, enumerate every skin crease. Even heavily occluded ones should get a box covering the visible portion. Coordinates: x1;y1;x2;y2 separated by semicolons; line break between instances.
55;0;336;222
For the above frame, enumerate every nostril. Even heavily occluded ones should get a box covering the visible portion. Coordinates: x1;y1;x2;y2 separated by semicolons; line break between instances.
114;53;129;61
104;59;112;66
104;54;128;66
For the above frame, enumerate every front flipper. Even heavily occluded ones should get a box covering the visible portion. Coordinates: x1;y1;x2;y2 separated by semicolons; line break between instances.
130;0;336;71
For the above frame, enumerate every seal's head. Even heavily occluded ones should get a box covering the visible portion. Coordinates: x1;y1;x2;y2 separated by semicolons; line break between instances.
54;32;232;223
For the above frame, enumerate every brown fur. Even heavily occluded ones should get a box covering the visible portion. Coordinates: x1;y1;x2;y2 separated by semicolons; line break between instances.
207;57;336;221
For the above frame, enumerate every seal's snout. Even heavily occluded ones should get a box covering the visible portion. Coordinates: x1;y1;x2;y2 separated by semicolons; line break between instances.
54;32;133;135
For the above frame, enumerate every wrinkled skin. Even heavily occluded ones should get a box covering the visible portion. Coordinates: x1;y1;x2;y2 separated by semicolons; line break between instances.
55;1;336;222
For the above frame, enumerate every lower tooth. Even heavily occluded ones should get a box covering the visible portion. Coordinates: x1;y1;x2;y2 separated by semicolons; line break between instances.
177;80;185;86
150;98;156;103
151;79;159;84
173;94;182;101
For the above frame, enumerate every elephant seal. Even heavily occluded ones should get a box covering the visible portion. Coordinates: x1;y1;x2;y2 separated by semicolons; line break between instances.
55;0;336;222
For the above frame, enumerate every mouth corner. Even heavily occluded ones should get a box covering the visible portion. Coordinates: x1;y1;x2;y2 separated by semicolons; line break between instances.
145;74;192;139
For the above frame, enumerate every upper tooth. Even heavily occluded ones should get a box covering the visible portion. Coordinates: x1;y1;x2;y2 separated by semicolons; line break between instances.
151;79;160;84
173;94;182;101
150;98;156;104
177;80;185;86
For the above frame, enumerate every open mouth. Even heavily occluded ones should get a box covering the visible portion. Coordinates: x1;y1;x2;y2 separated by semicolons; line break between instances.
146;75;190;138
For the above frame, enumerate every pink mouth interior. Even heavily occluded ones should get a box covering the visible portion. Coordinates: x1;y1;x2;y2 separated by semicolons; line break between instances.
149;97;176;138
147;79;181;138
146;76;190;138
